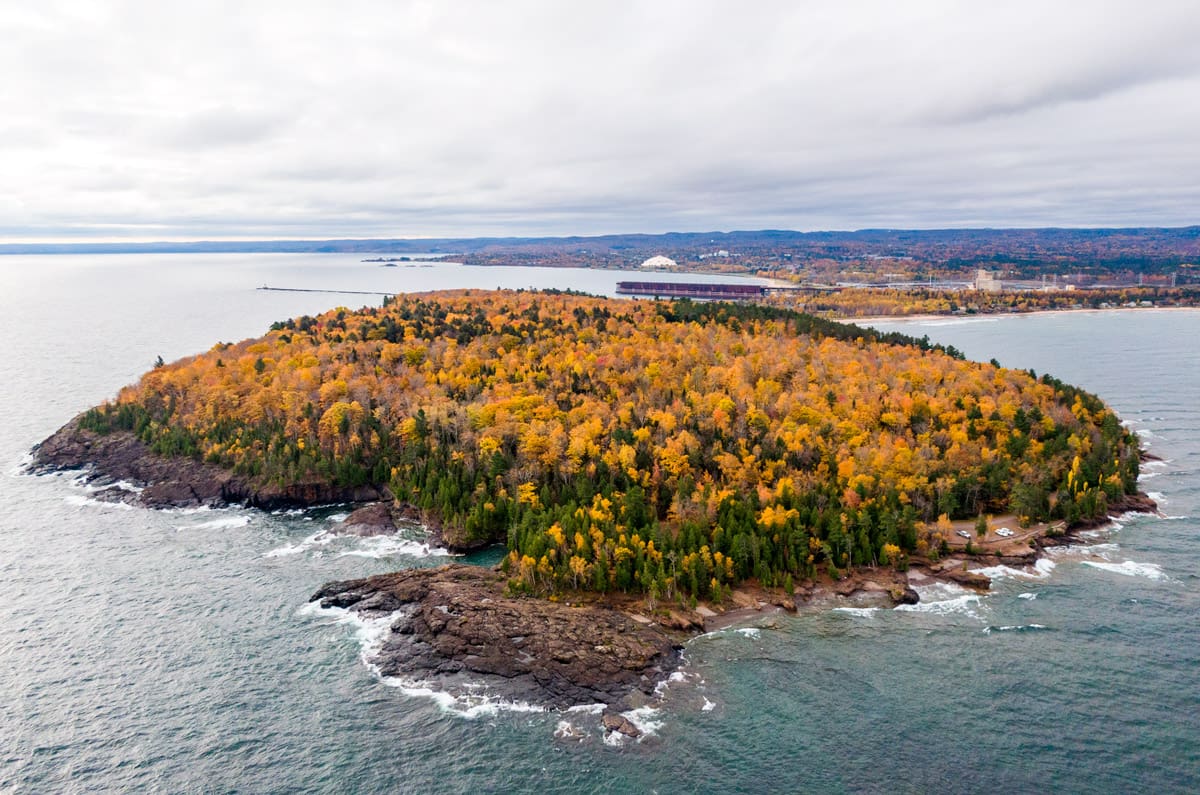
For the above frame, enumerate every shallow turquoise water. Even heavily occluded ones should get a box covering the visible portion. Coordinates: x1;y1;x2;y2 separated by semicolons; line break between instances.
1;258;1196;793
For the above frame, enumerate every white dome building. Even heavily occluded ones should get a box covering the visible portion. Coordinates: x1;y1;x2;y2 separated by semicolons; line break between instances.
639;255;677;269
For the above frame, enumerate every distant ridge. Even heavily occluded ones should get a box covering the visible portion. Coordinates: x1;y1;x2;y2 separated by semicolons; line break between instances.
4;226;1198;269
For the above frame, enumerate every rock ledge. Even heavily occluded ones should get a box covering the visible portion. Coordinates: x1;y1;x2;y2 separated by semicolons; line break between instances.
310;564;682;709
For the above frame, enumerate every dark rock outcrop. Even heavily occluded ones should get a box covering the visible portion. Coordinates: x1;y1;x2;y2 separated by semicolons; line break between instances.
310;564;682;708
941;568;992;591
338;503;398;537
429;524;495;555
601;712;642;738
32;417;385;509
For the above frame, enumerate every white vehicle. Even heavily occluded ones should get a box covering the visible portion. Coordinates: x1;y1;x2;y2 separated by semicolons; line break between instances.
956;530;971;539
996;528;1014;537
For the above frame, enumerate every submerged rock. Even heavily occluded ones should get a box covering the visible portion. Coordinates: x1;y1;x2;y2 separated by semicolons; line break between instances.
310;564;683;709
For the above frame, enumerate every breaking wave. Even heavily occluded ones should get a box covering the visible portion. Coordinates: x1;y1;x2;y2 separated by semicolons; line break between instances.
970;558;1056;580
299;602;545;719
983;624;1049;634
894;583;984;619
1081;560;1169;581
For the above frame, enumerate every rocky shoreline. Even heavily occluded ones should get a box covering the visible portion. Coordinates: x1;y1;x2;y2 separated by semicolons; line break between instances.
310;565;684;717
32;414;1160;734
31;417;386;509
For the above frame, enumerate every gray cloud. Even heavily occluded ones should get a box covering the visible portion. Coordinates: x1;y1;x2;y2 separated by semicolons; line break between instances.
2;0;1199;241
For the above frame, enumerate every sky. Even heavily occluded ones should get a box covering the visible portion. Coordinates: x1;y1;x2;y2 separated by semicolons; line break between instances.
3;1;1199;242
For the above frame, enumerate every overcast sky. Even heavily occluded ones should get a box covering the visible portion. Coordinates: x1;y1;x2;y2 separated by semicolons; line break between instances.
3;1;1199;241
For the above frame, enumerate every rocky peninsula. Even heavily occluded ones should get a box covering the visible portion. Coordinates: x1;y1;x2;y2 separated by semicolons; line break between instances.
310;565;683;713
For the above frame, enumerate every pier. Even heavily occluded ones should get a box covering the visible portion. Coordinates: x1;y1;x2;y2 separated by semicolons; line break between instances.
257;286;395;297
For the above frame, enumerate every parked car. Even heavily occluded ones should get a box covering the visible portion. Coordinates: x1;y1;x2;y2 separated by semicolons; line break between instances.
996;528;1014;537
956;530;971;538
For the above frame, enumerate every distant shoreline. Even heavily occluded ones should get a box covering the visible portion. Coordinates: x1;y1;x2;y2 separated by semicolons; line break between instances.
846;305;1200;326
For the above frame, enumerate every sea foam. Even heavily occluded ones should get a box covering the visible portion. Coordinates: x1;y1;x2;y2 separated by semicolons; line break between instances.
1081;559;1169;581
184;514;252;531
263;530;337;558
983;624;1049;634
266;526;450;560
6;451;34;477
970;558;1056;581
383;679;545;719
63;494;134;510
299;601;546;719
894;582;984;619
334;535;449;560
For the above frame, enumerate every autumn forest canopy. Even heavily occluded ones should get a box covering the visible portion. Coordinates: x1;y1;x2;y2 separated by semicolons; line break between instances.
81;290;1140;600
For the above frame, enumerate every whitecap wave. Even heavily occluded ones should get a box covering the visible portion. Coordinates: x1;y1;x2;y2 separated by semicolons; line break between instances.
983;624;1048;634
621;705;664;737
1017;592;1037;600
265;527;450;560
383;679;545;719
6;451;34;477
298;601;394;664
1034;558;1057;577
554;720;587;742
271;507;309;517
334;535;449;559
263;530;337;558
1081;559;1169;581
63;494;134;510
691;625;767;642
1075;527;1116;541
970;558;1056;580
185;514;252;531
701;697;716;712
653;668;702;700
299;602;545;719
894;583;984;618
168;505;218;515
69;477;145;496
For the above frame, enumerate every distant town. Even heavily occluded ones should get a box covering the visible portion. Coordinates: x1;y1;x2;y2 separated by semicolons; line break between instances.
6;227;1197;317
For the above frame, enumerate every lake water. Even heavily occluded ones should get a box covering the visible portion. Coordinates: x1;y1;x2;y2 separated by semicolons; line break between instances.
1;256;1197;793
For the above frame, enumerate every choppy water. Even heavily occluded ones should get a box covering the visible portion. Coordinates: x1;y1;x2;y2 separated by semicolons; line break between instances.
1;258;1197;793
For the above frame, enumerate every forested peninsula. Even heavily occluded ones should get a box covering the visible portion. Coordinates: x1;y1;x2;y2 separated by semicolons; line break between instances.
35;289;1150;710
